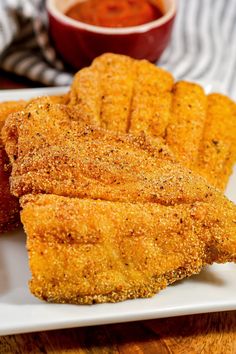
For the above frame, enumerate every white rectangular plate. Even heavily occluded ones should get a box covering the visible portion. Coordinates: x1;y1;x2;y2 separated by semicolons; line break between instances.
0;87;235;336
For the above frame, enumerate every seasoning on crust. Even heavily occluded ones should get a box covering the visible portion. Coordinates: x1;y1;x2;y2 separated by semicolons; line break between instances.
3;100;236;304
68;53;236;190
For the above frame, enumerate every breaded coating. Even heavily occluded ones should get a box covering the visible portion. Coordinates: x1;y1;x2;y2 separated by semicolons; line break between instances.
44;94;70;105
0;101;26;120
2;100;236;304
129;59;174;137
21;194;236;304
196;94;236;190
2;100;219;205
68;53;236;190
0;95;68;233
69;68;102;125
166;81;207;167
0;101;26;232
69;53;174;134
93;54;136;131
0;146;20;232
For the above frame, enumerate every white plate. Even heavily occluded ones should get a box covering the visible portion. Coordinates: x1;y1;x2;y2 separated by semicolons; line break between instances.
0;87;235;336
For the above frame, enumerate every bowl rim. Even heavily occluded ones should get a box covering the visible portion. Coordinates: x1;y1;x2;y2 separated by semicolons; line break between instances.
46;0;177;35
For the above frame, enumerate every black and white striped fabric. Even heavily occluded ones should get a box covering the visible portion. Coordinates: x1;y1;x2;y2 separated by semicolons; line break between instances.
0;0;236;98
0;0;72;86
159;0;236;99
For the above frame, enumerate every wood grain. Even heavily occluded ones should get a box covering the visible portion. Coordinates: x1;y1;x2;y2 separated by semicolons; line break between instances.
0;73;235;354
0;312;235;354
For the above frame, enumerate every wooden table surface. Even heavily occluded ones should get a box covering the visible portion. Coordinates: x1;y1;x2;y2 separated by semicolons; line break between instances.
0;71;235;354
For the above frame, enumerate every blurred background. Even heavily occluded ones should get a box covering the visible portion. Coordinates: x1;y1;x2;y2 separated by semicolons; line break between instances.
0;0;235;99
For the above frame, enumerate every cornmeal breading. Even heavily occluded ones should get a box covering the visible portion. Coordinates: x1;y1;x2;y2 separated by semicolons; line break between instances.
2;100;236;304
196;93;236;189
0;101;26;232
69;67;102;126
0;146;20;232
1;100;218;204
69;54;174;135
93;53;137;131
68;53;236;190
21;194;236;304
129;59;174;137
166;81;207;167
0;95;68;233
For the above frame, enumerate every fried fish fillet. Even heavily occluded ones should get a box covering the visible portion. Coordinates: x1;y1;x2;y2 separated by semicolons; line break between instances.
68;53;236;190
0;95;68;233
2;100;236;304
0;101;26;232
21;193;236;304
0;100;216;203
196;94;236;188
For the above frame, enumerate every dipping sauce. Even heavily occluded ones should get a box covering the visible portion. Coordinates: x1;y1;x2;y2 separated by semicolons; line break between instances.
65;0;164;28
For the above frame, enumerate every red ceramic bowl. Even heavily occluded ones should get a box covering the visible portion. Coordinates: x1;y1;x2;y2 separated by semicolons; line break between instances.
46;0;176;69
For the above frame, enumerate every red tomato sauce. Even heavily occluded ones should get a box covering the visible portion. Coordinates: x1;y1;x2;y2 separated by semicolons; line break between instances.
65;0;163;28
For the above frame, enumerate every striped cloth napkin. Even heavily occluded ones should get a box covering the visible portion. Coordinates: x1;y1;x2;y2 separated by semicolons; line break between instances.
0;0;72;86
0;0;236;99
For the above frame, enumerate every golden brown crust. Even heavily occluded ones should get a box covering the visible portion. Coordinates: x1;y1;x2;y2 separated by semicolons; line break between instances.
2;99;221;207
195;93;236;190
2;56;236;303
0;146;20;232
21;194;236;304
166;81;207;167
3;100;236;304
129;59;174;137
69;67;102;126
92;53;137;131
69;53;174;135
0;96;67;233
0;101;26;233
68;53;236;190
